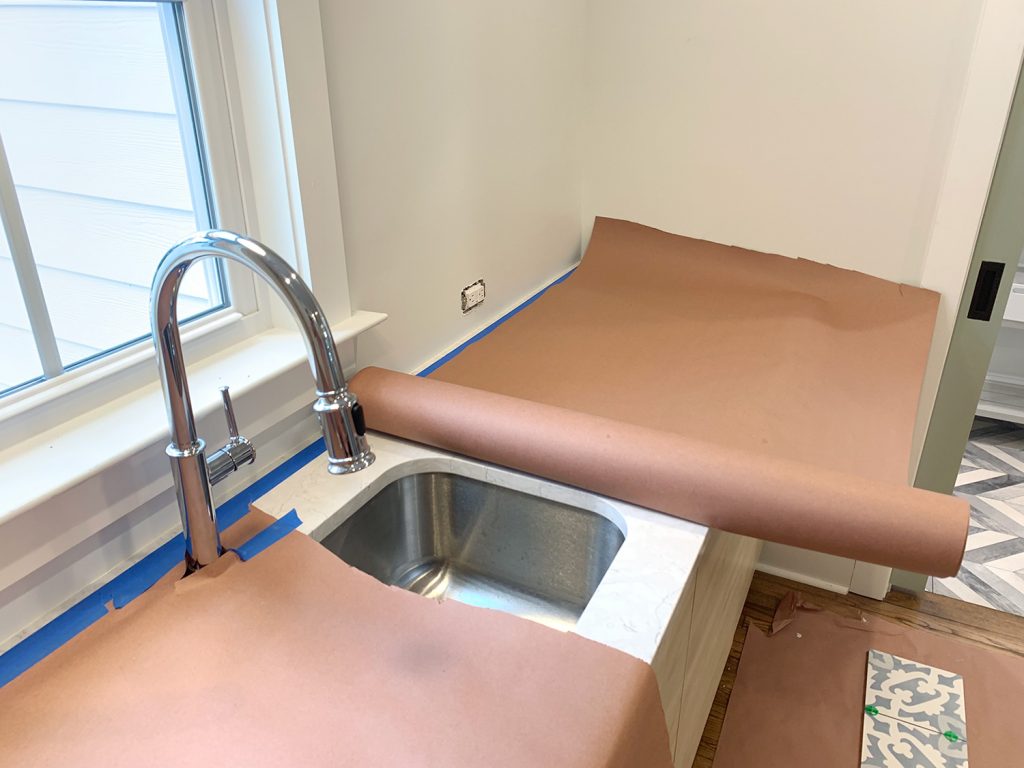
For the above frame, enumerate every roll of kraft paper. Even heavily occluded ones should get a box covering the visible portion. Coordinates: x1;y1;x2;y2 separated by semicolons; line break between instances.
351;367;969;577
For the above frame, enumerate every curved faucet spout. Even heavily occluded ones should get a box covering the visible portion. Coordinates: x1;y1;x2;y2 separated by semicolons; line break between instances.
151;230;374;571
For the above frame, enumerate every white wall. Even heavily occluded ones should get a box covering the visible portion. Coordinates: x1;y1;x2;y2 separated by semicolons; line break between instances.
988;326;1024;384
582;0;980;280
319;1;586;373
980;324;1024;422
580;0;1024;592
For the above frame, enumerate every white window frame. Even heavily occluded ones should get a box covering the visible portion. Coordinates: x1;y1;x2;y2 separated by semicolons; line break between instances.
0;0;388;649
0;0;272;443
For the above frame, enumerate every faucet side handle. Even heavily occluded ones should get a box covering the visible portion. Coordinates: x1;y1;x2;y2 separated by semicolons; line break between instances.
220;385;240;438
207;385;256;486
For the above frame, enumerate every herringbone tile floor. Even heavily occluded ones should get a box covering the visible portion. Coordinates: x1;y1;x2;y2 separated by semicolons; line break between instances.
929;417;1024;615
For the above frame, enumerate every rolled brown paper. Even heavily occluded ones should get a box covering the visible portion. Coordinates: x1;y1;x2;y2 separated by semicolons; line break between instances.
351;367;969;577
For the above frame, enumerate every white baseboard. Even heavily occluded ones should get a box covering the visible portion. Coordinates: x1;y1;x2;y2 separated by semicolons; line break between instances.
978;373;1024;425
755;562;850;594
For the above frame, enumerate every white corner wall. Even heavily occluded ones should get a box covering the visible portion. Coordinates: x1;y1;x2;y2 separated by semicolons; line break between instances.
581;0;981;282
319;2;586;373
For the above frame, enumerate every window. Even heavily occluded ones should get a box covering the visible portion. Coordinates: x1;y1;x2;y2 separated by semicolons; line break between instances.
0;0;230;398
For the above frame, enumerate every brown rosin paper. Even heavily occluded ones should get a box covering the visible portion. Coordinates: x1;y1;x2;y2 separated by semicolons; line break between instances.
0;512;672;768
712;605;1024;767
366;216;967;574
352;368;968;576
435;217;941;487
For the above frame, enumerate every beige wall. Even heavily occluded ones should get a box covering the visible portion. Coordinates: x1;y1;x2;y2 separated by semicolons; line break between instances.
321;1;586;373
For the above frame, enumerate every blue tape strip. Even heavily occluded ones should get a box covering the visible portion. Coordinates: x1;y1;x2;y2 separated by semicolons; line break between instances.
0;438;326;688
0;598;107;688
110;535;185;610
417;267;576;377
215;440;325;532
227;509;302;562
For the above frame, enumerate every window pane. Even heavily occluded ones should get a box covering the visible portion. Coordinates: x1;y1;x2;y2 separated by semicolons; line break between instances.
0;0;223;373
0;231;43;392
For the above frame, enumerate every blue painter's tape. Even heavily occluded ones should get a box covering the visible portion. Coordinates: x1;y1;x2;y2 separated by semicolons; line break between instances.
417;267;576;377
0;598;108;688
227;509;302;562
104;441;326;611
215;439;325;532
0;438;327;687
109;535;185;610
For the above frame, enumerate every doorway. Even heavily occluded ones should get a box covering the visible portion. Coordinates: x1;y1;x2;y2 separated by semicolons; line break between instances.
930;417;1024;614
917;58;1024;614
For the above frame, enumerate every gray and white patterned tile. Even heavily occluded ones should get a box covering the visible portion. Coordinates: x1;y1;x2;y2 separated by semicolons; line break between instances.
954;467;1004;487
930;576;994;610
862;651;968;768
970;442;1024;478
958;562;1024;615
955;477;1015;496
929;417;1024;618
962;537;1024;564
865;651;966;738
965;481;1024;501
861;715;968;767
963;529;1011;551
985;564;1024;597
984;549;1024;573
961;443;1018;478
969;417;1008;439
962;496;1024;539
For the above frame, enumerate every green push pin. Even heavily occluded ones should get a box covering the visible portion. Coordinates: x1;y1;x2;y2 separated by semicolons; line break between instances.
943;731;961;743
865;705;879;717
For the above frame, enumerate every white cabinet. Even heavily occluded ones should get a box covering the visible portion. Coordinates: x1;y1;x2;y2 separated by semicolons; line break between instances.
650;531;762;766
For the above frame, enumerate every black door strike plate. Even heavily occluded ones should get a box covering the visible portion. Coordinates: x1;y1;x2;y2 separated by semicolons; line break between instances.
967;261;1005;321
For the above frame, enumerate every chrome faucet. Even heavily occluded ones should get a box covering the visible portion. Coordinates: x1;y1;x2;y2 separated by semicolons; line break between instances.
151;230;374;572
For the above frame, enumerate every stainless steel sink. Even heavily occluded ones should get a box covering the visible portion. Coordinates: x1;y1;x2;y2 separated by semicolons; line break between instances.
319;472;625;630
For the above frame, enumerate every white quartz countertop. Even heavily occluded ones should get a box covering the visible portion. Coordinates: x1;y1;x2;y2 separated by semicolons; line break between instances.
252;432;708;664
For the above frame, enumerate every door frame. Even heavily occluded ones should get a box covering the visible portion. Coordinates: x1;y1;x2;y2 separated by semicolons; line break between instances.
854;5;1024;596
894;41;1024;592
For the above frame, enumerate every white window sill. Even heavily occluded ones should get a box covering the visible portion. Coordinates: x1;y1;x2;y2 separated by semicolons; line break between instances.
0;310;385;600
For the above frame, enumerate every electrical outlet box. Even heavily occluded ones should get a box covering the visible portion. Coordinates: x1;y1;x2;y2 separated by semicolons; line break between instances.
461;279;486;313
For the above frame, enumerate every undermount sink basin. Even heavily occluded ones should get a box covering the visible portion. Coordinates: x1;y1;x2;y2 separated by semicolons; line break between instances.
319;472;625;630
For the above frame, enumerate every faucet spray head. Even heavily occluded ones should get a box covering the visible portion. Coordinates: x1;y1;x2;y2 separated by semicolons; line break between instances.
314;390;375;474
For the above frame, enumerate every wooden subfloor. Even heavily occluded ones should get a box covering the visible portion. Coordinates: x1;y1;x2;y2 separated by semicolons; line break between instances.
691;571;1024;767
